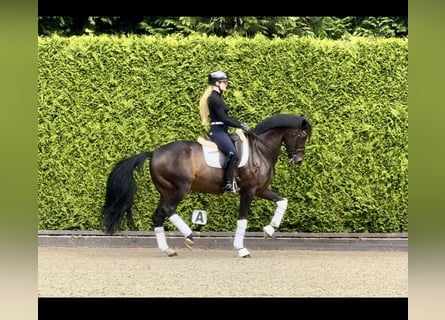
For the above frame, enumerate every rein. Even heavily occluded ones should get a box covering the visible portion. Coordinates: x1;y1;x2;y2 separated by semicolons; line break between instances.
249;132;304;162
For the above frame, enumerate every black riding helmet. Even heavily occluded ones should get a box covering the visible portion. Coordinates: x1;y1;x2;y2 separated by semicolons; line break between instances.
208;71;229;84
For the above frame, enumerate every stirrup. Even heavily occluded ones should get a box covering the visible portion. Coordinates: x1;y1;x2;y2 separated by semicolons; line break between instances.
224;181;239;193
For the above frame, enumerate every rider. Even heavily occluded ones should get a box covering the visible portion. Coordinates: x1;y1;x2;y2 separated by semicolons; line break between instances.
199;70;252;193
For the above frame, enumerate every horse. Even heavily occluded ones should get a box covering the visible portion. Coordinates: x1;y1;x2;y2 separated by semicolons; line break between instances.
102;113;312;258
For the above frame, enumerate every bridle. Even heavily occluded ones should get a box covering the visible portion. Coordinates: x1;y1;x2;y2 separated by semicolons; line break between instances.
248;130;306;162
286;129;308;162
286;147;305;162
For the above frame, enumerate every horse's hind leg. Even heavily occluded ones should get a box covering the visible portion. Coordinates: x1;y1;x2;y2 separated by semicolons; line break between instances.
153;195;193;257
153;205;177;257
258;189;288;238
154;226;177;257
168;213;194;250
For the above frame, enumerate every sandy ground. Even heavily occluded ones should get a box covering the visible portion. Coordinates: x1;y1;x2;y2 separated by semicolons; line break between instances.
38;246;407;297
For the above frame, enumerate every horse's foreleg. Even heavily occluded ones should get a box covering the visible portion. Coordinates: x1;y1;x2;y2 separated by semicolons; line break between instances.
263;198;288;238
234;194;255;258
234;219;250;257
258;190;288;239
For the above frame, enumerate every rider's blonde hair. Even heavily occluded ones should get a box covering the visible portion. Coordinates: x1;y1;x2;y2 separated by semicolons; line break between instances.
199;86;213;126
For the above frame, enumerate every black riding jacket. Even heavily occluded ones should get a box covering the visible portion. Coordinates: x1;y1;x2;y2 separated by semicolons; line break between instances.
208;90;243;129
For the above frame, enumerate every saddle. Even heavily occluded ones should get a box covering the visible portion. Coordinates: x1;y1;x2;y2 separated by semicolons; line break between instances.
197;129;249;168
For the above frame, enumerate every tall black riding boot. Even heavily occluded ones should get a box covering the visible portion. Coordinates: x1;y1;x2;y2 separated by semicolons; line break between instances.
224;152;239;193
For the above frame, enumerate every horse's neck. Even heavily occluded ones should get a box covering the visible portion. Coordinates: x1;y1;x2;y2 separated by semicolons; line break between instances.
253;130;283;162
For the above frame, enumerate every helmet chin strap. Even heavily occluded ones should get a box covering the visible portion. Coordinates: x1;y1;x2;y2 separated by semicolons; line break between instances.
217;82;226;92
213;83;223;93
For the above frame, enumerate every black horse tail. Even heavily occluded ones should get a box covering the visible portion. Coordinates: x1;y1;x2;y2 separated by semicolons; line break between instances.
102;151;153;235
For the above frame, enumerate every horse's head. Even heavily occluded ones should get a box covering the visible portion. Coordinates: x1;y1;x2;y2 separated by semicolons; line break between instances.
253;113;312;165
282;118;311;165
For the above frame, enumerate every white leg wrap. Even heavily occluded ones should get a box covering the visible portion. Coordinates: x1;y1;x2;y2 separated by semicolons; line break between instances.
270;198;288;227
234;219;247;250
169;214;192;237
238;248;250;257
154;226;169;252
263;224;275;238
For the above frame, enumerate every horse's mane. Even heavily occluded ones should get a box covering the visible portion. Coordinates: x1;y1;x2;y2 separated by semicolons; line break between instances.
253;113;312;136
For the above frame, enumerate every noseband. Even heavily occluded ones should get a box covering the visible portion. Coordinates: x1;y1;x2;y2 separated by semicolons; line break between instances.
287;147;305;162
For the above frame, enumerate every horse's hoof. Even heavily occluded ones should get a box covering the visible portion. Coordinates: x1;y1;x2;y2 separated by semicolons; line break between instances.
184;237;194;251
238;247;250;257
263;225;274;239
263;232;272;239
165;248;177;257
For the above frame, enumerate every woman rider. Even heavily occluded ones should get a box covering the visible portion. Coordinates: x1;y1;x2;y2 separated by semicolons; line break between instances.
199;70;251;193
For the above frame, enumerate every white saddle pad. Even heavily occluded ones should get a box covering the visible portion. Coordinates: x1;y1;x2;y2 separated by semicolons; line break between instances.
197;129;249;168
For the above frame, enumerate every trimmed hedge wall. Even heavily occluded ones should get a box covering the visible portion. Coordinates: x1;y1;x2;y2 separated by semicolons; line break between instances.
38;34;408;233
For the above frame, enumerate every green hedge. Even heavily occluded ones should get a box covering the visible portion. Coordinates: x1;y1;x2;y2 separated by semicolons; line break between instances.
38;34;408;233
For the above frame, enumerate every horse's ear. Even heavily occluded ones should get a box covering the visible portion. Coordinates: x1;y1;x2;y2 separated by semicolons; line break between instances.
301;113;309;120
301;115;312;138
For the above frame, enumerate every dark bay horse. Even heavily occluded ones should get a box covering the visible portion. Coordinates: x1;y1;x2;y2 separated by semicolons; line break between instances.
103;113;312;257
